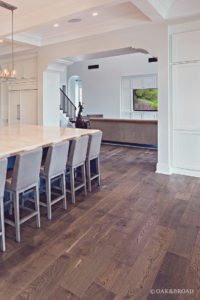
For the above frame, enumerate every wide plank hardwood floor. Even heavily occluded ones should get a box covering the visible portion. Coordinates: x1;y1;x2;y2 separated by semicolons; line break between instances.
0;144;199;300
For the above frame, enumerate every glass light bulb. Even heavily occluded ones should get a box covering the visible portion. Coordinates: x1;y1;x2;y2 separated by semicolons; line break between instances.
11;69;16;78
3;68;9;77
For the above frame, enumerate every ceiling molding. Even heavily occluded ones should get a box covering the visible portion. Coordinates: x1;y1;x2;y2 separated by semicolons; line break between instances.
10;32;42;46
0;0;119;37
130;0;164;21
55;58;74;65
148;0;176;18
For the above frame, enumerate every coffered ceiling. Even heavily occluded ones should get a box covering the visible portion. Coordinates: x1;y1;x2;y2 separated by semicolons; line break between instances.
0;0;200;56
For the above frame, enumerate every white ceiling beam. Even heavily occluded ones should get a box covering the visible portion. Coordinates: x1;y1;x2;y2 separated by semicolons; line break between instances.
130;0;164;22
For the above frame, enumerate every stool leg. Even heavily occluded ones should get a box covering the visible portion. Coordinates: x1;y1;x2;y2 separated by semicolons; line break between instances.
61;173;67;210
8;192;13;216
0;197;6;252
86;160;91;192
34;185;40;228
13;192;20;243
46;178;52;221
96;157;101;186
70;167;75;204
21;192;25;208
82;164;87;196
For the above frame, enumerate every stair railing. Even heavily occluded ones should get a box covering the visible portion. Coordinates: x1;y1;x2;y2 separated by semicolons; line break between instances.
60;88;76;121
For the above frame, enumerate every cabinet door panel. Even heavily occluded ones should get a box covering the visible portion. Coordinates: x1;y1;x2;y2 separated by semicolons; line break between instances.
172;63;200;131
172;31;200;63
20;90;37;125
8;91;20;125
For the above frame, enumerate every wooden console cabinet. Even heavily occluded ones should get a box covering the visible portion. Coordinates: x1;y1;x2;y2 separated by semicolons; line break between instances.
90;118;158;146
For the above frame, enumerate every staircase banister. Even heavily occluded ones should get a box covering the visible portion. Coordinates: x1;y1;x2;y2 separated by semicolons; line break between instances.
60;88;76;110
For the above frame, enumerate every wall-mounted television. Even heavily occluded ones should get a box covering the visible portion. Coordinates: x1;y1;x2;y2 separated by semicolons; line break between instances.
133;88;158;111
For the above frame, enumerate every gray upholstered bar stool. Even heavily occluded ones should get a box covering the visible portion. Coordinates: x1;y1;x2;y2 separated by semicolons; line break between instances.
0;158;8;252
66;135;89;204
40;141;69;220
86;131;102;192
4;148;42;243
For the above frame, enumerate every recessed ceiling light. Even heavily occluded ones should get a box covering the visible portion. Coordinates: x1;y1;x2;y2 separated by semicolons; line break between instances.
0;39;3;43
68;18;82;23
53;23;59;28
92;12;99;16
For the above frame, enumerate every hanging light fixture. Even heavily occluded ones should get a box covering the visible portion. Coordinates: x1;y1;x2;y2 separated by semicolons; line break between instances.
0;1;17;80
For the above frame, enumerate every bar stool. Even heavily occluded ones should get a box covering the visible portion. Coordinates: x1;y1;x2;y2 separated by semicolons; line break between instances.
4;148;42;243
0;159;7;252
40;141;69;220
66;135;89;204
86;131;102;192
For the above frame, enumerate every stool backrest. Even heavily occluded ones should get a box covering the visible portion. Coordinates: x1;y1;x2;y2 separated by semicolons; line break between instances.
87;131;102;160
44;141;69;177
11;148;42;191
0;158;7;198
68;135;89;167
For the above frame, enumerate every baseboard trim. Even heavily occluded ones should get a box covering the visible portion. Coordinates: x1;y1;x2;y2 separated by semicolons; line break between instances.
102;141;157;150
157;163;200;178
156;163;172;175
171;167;200;178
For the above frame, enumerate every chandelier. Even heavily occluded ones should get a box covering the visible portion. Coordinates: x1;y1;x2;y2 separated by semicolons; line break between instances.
0;1;17;80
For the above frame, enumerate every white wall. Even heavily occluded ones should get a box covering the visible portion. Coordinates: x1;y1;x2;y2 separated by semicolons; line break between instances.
68;75;80;105
43;70;60;127
170;21;200;177
67;53;158;118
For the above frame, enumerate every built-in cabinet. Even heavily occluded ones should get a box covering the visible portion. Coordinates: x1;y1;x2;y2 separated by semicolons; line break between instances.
8;82;38;125
120;74;158;120
171;28;200;176
0;54;38;126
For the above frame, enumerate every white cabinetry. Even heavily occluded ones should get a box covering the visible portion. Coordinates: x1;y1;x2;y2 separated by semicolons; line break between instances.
120;74;158;120
172;30;200;63
171;28;200;176
8;81;38;125
0;54;38;127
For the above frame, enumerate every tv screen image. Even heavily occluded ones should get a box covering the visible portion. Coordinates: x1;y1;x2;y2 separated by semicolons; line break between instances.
133;88;158;111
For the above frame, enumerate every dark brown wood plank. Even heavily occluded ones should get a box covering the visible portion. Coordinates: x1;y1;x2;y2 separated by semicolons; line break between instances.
178;231;200;300
102;225;175;299
15;254;79;300
181;198;200;227
147;252;189;300
81;283;115;300
60;245;116;298
47;286;80;300
168;224;198;259
158;199;187;229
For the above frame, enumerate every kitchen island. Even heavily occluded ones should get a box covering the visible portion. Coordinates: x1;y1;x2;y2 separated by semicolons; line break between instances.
90;118;158;146
0;125;99;158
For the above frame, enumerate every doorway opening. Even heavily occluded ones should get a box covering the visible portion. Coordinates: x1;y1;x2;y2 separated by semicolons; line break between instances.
68;75;82;109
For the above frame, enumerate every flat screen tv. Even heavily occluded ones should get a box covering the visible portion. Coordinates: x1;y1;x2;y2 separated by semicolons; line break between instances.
133;88;158;111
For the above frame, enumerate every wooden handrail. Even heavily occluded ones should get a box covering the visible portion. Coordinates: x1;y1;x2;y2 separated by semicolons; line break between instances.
60;88;76;120
60;88;76;110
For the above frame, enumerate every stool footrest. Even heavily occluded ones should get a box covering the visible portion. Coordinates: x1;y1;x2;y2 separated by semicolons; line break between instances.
5;211;38;227
90;174;99;181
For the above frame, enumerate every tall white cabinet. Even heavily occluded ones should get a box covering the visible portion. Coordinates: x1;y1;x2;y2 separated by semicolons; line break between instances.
8;81;37;125
0;54;38;126
171;27;200;177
